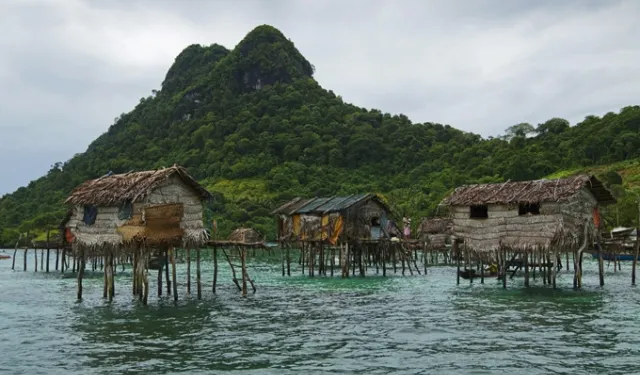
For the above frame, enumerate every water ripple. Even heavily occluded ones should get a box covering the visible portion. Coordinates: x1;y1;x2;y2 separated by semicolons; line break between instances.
2;251;640;374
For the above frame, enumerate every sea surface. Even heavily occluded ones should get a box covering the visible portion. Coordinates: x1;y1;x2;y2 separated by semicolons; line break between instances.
1;248;640;375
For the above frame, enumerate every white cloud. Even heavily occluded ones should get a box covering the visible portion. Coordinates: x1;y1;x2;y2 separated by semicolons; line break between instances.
0;0;639;194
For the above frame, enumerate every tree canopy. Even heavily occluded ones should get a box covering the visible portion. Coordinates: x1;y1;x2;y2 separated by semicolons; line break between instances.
1;24;640;245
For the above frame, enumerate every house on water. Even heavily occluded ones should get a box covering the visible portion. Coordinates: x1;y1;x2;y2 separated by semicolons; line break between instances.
271;194;415;277
62;164;212;302
440;174;616;288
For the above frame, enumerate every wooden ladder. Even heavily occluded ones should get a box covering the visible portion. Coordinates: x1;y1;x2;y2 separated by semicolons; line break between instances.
221;246;257;294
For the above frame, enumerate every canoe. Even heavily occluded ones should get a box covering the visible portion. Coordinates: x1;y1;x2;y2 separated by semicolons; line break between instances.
0;254;11;260
591;253;637;261
458;268;498;280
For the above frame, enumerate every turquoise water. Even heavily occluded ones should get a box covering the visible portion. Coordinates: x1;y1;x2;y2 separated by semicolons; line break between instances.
1;249;640;374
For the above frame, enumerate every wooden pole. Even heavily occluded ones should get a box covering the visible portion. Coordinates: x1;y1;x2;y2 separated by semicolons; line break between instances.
171;248;178;302
103;250;108;299
524;251;529;287
196;248;202;300
142;252;149;305
55;249;59;271
286;245;291;276
212;246;218;294
632;203;640;286
107;252;114;302
454;240;460;285
241;247;248;297
502;247;507;289
165;248;171;295
186;248;191;295
132;251;138;296
34;247;38;272
158;256;163;297
551;247;557;289
77;248;84;300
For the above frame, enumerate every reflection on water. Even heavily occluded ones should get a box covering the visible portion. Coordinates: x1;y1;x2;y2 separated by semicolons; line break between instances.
1;250;640;374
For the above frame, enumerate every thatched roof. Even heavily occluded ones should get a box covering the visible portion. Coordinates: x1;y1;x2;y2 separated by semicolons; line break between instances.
227;228;263;243
418;217;452;234
441;174;615;206
271;193;389;216
65;165;211;206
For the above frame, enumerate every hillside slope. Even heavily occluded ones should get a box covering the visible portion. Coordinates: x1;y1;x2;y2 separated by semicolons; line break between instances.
1;24;640;245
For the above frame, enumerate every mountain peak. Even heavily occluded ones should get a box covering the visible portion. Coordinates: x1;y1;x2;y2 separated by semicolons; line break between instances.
162;43;230;93
221;24;315;91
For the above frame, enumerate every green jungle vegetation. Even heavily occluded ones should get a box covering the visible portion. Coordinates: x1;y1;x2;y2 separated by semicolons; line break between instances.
1;25;640;246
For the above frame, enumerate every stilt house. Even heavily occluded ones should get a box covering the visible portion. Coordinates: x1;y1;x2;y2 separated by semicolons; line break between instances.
62;165;212;253
271;194;397;244
417;217;452;249
440;174;616;252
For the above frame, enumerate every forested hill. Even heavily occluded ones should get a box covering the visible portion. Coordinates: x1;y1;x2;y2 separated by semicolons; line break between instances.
1;24;640;245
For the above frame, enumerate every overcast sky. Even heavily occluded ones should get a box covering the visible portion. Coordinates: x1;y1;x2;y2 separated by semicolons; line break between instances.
1;0;639;195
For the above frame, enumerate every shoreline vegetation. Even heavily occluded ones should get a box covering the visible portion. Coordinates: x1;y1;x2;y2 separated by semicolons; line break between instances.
1;24;640;247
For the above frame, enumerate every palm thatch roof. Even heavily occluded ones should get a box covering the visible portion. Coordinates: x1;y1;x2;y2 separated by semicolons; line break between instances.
227;228;263;243
65;165;211;206
441;174;615;206
418;217;452;235
271;193;390;216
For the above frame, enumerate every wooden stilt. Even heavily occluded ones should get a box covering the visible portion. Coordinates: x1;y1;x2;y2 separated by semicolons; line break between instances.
103;250;108;299
480;258;484;284
107;252;114;302
382;243;387;277
142;252;149;305
281;244;285;276
170;247;178;302
132;251;138;296
524;251;529;287
633;204;640;285
34;248;38;272
213;246;218;294
286;245;291;276
551;248;557;289
77;248;84;300
598;250;605;287
454;240;460;285
157;262;163;297
241;247;248;297
196;248;202;300
186;248;191;295
55;249;59;271
502;246;507;289
165;248;171;295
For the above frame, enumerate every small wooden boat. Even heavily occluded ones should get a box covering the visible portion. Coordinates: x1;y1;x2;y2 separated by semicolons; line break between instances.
591;253;637;261
0;254;11;260
458;268;498;280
